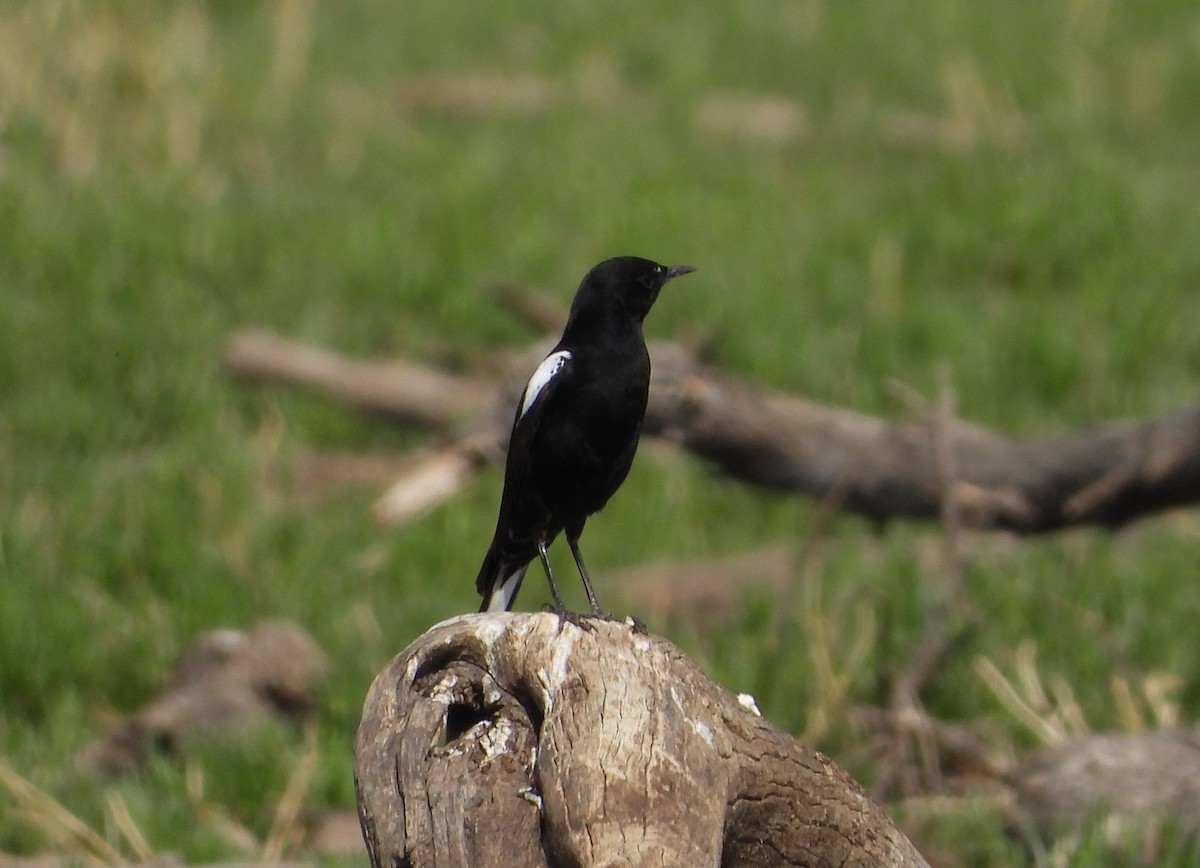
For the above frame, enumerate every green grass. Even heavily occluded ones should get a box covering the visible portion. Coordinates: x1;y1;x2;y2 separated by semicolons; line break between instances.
3;0;1200;863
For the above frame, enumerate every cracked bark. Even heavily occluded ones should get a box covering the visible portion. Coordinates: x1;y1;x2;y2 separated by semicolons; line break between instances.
354;614;929;867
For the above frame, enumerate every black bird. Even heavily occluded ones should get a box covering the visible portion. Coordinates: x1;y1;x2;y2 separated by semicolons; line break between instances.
476;256;695;614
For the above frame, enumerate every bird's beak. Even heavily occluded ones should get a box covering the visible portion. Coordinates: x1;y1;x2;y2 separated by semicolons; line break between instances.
664;264;696;281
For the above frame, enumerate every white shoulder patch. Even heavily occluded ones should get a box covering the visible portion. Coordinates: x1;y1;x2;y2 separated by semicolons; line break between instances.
520;350;571;419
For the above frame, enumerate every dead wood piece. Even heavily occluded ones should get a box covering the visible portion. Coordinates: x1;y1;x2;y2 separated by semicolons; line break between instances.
860;707;1200;853
643;343;1200;533
354;614;929;867
1012;728;1200;840
81;620;328;775
224;328;1200;533
373;433;500;527
223;328;495;428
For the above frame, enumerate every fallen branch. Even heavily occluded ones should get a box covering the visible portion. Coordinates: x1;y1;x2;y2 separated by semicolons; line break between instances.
373;435;498;526
1012;728;1200;841
224;328;496;428
81;620;328;775
354;614;930;867
643;343;1200;532
857;705;1200;859
223;328;1200;533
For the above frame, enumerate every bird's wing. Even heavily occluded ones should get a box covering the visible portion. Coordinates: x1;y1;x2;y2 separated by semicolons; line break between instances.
504;349;574;495
517;349;573;424
476;349;575;597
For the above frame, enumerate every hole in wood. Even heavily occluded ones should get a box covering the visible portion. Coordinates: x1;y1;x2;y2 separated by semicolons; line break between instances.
436;700;496;750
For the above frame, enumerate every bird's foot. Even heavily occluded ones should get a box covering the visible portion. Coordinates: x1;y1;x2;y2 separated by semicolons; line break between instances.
584;608;651;635
539;605;647;635
541;603;597;634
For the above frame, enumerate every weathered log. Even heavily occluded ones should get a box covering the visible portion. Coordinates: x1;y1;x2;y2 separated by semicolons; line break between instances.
223;327;1200;533
643;342;1200;532
372;435;500;526
223;328;496;428
354;614;929;867
857;705;1200;858
80;620;328;775
1012;729;1200;840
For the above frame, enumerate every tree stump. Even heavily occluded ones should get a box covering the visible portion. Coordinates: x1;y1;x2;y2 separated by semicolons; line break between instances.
354;614;929;867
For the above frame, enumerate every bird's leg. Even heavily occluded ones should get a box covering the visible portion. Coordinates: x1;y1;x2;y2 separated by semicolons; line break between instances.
566;535;646;630
566;536;606;618
537;540;568;611
537;540;596;633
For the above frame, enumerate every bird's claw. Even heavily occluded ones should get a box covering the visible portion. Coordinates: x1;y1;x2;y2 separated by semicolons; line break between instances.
538;604;648;635
541;603;597;633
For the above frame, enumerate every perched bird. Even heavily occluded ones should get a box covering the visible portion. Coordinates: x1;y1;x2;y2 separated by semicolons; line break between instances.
477;256;695;614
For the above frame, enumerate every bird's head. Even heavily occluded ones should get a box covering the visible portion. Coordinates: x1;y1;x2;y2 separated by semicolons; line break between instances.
574;256;696;323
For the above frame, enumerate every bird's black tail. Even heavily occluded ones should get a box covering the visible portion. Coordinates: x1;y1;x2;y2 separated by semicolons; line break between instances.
476;545;529;613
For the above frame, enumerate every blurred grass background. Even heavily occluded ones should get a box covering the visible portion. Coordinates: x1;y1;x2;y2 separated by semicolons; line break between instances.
3;0;1200;863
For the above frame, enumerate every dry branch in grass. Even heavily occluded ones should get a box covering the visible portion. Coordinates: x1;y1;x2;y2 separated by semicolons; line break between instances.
372;435;500;526
642;342;1200;533
858;706;1200;857
223;328;496;428
1012;729;1200;841
223;327;1200;533
80;620;328;775
354;614;930;867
